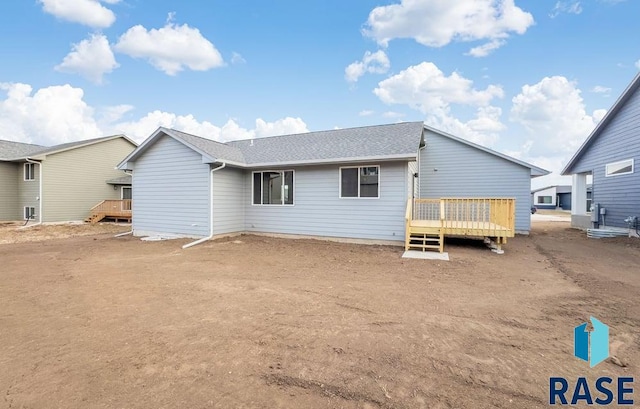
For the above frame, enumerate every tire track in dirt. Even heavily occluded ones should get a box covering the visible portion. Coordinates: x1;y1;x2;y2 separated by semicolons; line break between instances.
263;373;394;408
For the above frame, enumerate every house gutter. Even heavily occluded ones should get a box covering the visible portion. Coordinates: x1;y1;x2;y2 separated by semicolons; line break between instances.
182;162;227;249
22;158;43;227
114;169;134;237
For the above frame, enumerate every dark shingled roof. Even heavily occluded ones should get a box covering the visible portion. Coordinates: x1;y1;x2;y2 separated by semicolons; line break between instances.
106;175;132;185
0;140;46;160
163;129;246;164
26;135;126;157
1;135;136;161
118;122;425;169
226;122;425;165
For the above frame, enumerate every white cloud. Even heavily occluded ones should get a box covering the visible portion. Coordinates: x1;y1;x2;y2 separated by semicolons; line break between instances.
359;110;375;117
508;78;611;187
590;85;611;94
374;62;504;145
110;112;308;143
0;81;308;147
55;34;119;84
363;0;534;56
593;108;607;122
635;59;640;70
114;22;224;75
510;76;602;157
427;106;505;145
345;50;390;83
374;62;503;113
0;83;102;145
254;117;308;138
38;0;117;28
231;52;246;65
466;39;506;57
549;1;583;18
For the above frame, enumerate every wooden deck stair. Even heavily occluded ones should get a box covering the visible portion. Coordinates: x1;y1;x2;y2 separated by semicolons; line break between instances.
85;212;107;223
85;200;132;224
406;230;444;252
405;198;515;253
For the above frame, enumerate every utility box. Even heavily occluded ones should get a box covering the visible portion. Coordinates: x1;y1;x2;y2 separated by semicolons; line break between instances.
591;203;600;228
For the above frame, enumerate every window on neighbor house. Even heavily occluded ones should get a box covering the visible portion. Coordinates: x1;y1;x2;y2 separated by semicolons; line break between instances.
252;171;294;205
24;163;35;181
340;166;380;198
605;158;634;177
24;207;35;220
537;196;552;204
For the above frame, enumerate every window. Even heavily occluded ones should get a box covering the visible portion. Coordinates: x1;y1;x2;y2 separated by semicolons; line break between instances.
340;166;379;198
24;207;36;220
537;196;552;204
252;171;294;205
24;163;35;181
605;158;634;177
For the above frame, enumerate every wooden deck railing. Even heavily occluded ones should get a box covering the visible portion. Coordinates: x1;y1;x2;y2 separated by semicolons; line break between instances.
409;197;515;237
89;199;132;217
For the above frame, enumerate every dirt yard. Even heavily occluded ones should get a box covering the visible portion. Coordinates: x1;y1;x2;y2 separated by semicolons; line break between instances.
0;222;638;408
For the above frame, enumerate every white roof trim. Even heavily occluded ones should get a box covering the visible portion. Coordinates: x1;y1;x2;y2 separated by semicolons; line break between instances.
117;128;220;169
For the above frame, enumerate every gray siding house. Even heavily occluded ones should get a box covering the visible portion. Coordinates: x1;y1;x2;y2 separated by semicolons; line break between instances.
562;72;640;230
531;185;592;211
118;122;548;244
418;126;545;234
0;136;136;223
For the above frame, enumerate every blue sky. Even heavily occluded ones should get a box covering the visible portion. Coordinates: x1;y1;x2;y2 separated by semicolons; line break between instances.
0;0;639;187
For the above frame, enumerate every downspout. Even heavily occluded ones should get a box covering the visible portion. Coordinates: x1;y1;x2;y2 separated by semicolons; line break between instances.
114;169;134;237
23;158;43;227
183;162;227;249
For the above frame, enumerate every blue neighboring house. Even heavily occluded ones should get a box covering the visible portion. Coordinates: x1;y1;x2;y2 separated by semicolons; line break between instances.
562;72;640;230
117;122;548;248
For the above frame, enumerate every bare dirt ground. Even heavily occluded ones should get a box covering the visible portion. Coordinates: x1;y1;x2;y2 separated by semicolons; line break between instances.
0;222;638;408
0;222;127;245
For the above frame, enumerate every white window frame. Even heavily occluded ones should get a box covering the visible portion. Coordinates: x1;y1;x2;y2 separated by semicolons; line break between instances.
339;165;381;199
23;206;36;220
251;170;295;206
605;158;634;177
24;163;35;181
537;195;552;204
121;186;132;200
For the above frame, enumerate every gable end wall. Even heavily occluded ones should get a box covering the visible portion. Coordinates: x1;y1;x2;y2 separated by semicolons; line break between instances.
419;131;531;232
132;135;210;237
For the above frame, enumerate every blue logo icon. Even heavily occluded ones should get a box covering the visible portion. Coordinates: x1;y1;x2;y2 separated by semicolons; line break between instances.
574;316;609;367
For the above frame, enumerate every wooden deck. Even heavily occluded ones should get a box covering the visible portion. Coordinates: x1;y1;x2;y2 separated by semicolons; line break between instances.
405;198;515;253
86;200;132;223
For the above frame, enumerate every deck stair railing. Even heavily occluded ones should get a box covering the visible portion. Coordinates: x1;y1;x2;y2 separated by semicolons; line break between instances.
85;200;132;224
406;197;515;253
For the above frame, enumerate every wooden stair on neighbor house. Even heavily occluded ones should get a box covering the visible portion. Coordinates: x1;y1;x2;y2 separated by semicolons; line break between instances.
85;200;132;224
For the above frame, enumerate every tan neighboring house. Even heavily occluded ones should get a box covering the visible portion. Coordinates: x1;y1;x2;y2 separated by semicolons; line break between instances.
0;135;136;223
